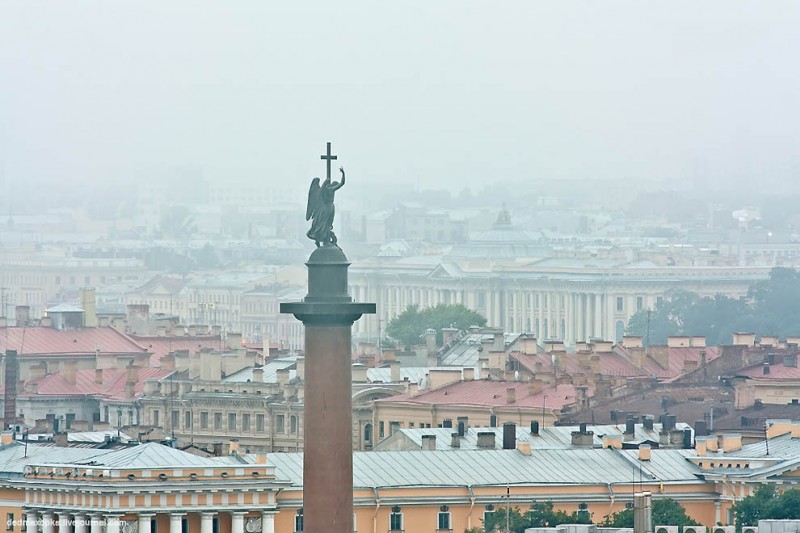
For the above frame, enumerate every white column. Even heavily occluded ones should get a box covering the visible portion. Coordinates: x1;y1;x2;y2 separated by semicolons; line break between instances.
231;512;245;533
41;512;55;533
74;513;89;533
57;513;72;533
89;514;104;533
25;510;38;533
200;512;215;533
106;515;122;533
138;513;154;533
262;512;275;533
169;513;185;533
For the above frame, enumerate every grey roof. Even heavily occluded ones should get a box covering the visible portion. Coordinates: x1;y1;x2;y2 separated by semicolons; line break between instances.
223;357;297;384
373;423;694;452
44;443;234;469
366;366;478;385
0;443;112;476
716;433;800;458
265;447;702;489
45;303;85;313
438;332;521;367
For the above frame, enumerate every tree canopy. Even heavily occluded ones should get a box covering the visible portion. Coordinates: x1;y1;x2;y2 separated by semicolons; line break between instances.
626;268;800;345
733;486;800;529
481;501;592;533
386;304;487;350
603;499;698;529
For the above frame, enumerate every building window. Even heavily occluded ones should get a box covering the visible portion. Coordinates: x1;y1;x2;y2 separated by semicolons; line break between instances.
185;411;192;429
636;296;644;311
214;413;222;431
276;415;285;433
172;410;180;429
290;415;298;434
389;507;403;531
200;411;209;430
228;413;237;431
6;513;13;531
294;512;304;532
153;410;160;427
256;414;265;432
437;507;451;530
616;297;624;312
242;413;251;432
390;421;400;435
379;421;385;438
364;423;372;444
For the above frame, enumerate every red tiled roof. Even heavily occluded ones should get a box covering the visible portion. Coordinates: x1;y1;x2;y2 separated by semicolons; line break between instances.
128;335;223;366
23;367;173;400
738;362;800;380
0;327;147;356
378;380;579;410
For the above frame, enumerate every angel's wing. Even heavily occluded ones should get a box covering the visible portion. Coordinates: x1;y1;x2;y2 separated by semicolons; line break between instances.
305;177;321;221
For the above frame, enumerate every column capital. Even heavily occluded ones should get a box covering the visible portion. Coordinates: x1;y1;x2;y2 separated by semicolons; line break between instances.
138;513;156;519
231;511;247;517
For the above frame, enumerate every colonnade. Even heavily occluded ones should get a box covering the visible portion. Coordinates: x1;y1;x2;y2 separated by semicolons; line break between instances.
23;509;276;533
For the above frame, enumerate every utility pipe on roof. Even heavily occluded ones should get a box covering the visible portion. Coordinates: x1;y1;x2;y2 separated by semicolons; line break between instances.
372;487;380;533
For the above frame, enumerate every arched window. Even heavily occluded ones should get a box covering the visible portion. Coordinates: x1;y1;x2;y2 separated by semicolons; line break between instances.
615;320;625;343
364;423;373;443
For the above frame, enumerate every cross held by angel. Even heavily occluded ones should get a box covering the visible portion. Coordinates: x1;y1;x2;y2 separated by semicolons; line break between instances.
305;142;346;247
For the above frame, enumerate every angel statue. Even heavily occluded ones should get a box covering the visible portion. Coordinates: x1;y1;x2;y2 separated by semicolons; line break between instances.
305;166;346;247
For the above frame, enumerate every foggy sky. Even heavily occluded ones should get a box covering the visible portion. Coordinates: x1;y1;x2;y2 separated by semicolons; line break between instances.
1;1;799;200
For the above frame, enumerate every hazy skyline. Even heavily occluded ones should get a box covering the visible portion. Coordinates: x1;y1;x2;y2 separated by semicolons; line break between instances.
2;1;799;200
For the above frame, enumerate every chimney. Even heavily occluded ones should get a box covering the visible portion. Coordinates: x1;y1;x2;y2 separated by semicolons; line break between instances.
0;431;13;446
276;368;290;386
706;436;719;453
763;363;770;375
625;418;635;437
352;363;368;383
528;379;544;396
571;425;594;447
622;336;644;349
441;327;458;345
463;368;475;381
476;431;496;449
157;325;167;337
40;316;52;328
54;432;69;448
643;415;654;431
451;433;460;448
521;335;538;354
81;288;97;328
229;439;240;455
530;421;540;436
252;367;264;383
721;434;742;453
390;361;401;382
296;356;305;381
95;368;104;385
667;336;690;348
421;435;436;451
602;434;623;449
638;444;652;461
226;332;243;350
212;441;223;457
516;439;532;455
694;420;708;437
695;436;707;456
161;353;176;372
784;352;798;368
502;422;516;450
63;360;78;386
506;387;516;404
255;452;267;464
3;350;18;431
732;332;756;346
14;306;30;327
425;329;437;354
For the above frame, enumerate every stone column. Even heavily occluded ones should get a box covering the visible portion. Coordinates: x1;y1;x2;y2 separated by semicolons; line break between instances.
200;512;215;533
169;513;185;533
106;515;122;533
25;510;38;533
231;512;245;533
41;512;55;533
74;513;89;533
56;512;72;533
261;512;276;533
138;513;155;533
281;245;375;533
89;514;104;533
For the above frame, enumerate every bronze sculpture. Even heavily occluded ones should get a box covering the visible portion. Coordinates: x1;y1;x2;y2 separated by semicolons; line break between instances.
305;142;345;247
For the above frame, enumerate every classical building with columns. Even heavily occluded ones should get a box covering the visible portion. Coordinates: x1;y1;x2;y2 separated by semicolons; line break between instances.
349;256;770;346
3;441;285;533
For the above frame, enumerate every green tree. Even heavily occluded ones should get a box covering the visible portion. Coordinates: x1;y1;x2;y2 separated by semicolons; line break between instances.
733;486;800;529
603;499;698;529
386;304;487;350
483;502;592;533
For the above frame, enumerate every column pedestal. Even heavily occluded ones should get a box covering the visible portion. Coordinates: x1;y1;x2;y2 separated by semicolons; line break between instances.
169;513;185;533
231;512;245;533
139;513;155;533
74;513;89;533
41;512;55;533
25;510;38;533
89;514;103;533
106;514;122;533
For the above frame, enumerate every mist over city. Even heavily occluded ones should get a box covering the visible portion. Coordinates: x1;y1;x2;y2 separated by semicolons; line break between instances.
1;2;800;533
